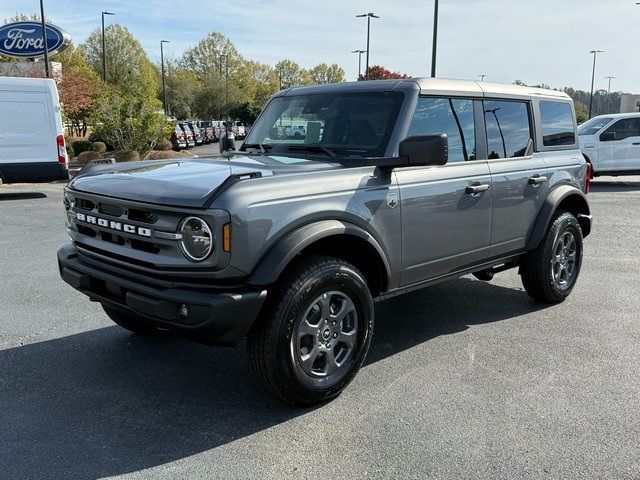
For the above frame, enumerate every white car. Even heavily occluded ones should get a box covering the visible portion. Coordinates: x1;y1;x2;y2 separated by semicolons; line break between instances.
0;77;68;183
578;113;640;176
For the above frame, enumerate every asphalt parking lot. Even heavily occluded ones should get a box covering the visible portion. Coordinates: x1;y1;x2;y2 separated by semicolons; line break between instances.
1;176;639;479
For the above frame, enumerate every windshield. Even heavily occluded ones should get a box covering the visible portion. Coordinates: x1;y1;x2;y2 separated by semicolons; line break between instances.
243;92;404;158
578;116;614;136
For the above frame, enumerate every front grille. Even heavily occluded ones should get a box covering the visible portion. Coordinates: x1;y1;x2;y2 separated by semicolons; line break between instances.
67;190;228;274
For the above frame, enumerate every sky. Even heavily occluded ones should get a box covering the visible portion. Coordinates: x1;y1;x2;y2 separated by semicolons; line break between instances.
2;0;638;93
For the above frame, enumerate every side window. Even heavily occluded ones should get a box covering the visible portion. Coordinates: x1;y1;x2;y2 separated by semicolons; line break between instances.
540;101;575;147
483;100;531;159
603;118;640;141
409;97;476;163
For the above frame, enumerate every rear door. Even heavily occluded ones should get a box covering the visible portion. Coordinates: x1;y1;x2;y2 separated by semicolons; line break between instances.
0;88;54;165
483;99;548;257
397;96;492;285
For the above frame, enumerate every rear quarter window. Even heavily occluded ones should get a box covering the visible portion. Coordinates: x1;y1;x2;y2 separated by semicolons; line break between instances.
540;101;576;147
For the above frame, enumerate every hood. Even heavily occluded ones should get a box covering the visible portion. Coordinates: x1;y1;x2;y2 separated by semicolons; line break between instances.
69;156;338;208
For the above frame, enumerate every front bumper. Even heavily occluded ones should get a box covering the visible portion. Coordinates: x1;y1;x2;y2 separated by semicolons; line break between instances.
57;244;267;346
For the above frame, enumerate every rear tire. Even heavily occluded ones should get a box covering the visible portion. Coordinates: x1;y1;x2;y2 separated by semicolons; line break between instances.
520;211;583;303
102;305;159;335
247;255;374;405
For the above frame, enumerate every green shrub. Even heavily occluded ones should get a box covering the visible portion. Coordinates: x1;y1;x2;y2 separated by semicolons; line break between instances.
72;140;92;156
113;150;141;163
91;141;107;153
75;151;103;166
66;145;75;160
155;139;173;151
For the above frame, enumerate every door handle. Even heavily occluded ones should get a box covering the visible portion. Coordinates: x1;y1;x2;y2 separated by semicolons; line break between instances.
465;183;490;195
528;175;548;185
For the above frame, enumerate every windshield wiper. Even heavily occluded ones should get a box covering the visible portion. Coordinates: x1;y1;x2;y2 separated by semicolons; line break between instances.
287;145;338;158
243;143;272;154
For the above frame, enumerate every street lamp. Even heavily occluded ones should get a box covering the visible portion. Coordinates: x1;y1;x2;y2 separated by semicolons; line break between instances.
356;12;379;80
351;50;366;80
605;76;615;114
588;50;604;119
160;40;169;117
430;0;439;77
101;11;115;82
478;74;487;82
39;0;49;78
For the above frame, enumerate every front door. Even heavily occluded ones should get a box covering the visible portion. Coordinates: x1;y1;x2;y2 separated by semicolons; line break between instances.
598;117;640;172
397;96;492;286
483;99;548;257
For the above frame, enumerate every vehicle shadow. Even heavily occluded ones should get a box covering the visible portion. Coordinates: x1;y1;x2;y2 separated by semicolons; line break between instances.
591;179;640;192
0;277;547;479
0;192;48;201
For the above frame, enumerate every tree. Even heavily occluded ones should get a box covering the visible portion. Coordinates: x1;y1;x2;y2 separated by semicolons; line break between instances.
274;59;312;89
90;92;165;156
309;63;345;84
84;24;158;99
359;65;409;80
182;32;241;79
54;45;102;136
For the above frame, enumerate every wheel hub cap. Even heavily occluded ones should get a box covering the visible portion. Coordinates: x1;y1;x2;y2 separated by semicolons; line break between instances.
293;291;358;379
552;230;578;290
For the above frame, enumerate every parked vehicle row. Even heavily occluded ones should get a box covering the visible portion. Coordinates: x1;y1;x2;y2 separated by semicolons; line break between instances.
169;120;246;150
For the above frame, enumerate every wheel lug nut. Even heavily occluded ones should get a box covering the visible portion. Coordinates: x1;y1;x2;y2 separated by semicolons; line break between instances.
333;332;338;338
332;321;336;326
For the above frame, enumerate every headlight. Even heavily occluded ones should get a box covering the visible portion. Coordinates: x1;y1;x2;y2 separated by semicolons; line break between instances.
179;217;213;261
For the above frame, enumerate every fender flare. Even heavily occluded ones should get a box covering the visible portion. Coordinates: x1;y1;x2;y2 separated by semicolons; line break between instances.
247;219;392;288
526;185;591;250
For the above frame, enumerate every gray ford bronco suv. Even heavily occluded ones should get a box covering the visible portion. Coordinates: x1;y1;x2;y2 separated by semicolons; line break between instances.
58;78;592;405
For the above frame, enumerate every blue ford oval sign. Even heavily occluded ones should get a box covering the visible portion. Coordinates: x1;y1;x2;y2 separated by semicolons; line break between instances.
0;22;71;58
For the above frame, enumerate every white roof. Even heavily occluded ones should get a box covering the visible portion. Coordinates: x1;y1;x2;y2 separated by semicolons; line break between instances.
412;77;570;100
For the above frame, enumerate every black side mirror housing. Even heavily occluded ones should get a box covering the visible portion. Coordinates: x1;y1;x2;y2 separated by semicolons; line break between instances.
398;134;448;166
600;131;616;142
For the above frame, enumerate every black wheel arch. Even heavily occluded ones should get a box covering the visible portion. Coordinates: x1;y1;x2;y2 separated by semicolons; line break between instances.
247;220;391;296
526;185;591;251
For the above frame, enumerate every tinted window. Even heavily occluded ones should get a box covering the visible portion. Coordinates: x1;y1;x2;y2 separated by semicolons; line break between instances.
603;118;640;141
484;100;531;159
409;97;476;162
244;92;404;158
540;101;575;146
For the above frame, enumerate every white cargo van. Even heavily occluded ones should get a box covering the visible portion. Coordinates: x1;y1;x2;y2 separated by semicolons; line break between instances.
0;77;68;183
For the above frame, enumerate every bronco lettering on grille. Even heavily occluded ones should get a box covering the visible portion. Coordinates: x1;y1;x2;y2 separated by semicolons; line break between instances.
75;212;152;238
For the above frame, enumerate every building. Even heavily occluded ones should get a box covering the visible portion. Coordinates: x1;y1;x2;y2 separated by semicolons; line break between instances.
620;94;640;113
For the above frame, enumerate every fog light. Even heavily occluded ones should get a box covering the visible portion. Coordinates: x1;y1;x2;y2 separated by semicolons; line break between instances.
177;304;189;320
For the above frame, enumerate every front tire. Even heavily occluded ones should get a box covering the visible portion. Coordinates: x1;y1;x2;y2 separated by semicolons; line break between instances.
520;211;584;303
247;255;374;405
102;305;159;335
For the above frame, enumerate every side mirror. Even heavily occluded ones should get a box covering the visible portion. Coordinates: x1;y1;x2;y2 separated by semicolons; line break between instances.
600;131;616;142
399;134;448;166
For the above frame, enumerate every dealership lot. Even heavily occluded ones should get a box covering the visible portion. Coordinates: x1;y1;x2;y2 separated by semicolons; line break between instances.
1;177;639;479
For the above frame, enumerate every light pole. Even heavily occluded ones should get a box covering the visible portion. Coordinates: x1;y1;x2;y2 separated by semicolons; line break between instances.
351;49;366;80
39;0;49;78
605;76;615;114
430;0;439;77
588;50;604;119
478;74;487;82
160;40;169;117
356;13;379;80
101;11;115;82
